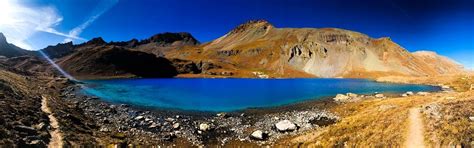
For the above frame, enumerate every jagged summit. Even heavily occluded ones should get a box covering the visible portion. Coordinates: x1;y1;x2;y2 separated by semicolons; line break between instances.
0;32;7;44
85;37;107;45
229;20;273;34
144;32;199;45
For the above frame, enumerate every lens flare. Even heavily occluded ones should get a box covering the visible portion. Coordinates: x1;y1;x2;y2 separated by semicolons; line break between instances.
38;50;77;81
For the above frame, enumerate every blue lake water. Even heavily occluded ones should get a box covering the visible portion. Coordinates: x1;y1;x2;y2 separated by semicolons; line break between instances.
82;78;439;112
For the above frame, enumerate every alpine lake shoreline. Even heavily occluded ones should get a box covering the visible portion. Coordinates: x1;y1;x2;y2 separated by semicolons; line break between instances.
56;77;445;147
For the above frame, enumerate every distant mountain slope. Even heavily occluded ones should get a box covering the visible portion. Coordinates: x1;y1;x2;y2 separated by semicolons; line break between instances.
412;51;464;74
0;20;465;79
0;33;28;58
164;20;465;78
56;45;178;79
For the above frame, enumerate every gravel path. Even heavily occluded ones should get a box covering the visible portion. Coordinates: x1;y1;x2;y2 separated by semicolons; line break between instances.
405;108;426;148
41;96;64;148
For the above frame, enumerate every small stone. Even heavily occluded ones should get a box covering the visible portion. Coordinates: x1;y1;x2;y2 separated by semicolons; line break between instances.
173;123;180;129
275;120;297;132
35;122;47;130
250;130;268;140
199;123;210;131
375;94;385;98
165;118;175;122
149;123;160;128
469;116;474;122
401;93;408;97
417;92;430;96
333;94;350;102
134;116;144;120
99;127;109;132
216;113;227;118
346;93;358;98
445;97;455;100
406;91;414;95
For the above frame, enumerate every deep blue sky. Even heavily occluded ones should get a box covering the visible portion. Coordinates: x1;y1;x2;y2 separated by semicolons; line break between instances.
4;0;474;68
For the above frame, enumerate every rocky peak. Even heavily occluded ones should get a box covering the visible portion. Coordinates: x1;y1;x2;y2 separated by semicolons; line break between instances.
0;32;8;45
142;32;199;45
230;20;273;34
85;37;107;45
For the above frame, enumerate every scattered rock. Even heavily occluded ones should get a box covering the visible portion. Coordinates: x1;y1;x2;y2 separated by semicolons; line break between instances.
445;97;455;100
375;94;384;98
173;123;180;129
99;127;110;132
134;116;144;120
199;123;210;131
333;94;350;102
34;122;47;130
216;113;227;118
112;132;126;139
422;103;441;119
417;92;430;96
309;115;337;126
275;120;297;132
346;93;358;98
333;93;363;102
165;118;175;122
406;91;414;95
149;123;160;128
378;104;397;111
14;125;37;134
469;116;474;122
250;130;268;140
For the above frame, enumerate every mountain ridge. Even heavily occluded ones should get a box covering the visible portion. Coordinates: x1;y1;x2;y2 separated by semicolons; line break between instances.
0;20;466;79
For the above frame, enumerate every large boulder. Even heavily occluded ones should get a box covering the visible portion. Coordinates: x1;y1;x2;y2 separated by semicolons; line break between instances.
333;93;361;102
417;92;430;96
375;94;385;98
250;130;268;140
199;123;210;131
275;120;297;132
333;94;350;102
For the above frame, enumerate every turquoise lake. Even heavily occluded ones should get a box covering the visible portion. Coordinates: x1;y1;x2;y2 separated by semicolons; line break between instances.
82;78;439;112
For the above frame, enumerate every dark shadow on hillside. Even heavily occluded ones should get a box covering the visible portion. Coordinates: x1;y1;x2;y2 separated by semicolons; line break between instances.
101;48;178;78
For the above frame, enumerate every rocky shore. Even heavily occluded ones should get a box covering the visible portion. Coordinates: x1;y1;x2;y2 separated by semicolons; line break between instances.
59;84;339;146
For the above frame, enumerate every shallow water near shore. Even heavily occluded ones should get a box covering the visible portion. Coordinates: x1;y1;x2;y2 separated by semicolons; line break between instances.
81;78;439;112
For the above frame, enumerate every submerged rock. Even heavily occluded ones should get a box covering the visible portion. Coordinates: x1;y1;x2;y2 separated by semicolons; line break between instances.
275;120;297;132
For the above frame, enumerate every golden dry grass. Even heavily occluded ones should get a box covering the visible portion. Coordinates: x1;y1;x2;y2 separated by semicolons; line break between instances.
278;75;474;147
